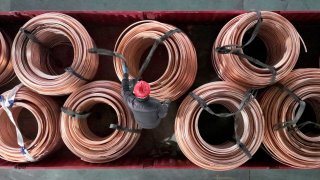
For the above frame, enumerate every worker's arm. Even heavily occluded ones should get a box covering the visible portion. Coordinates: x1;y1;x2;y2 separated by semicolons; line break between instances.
158;100;170;119
122;73;135;104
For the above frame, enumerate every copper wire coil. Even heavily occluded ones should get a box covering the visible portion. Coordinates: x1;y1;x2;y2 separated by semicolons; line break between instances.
212;11;306;88
175;81;264;171
260;68;320;169
113;20;197;101
60;81;140;163
0;86;61;163
0;31;15;86
11;12;98;95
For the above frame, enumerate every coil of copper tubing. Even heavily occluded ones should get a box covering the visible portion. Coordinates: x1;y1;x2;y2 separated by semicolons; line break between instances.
0;31;15;87
260;68;320;169
60;81;140;163
212;11;307;88
11;12;98;95
175;81;264;171
113;20;197;101
0;85;61;163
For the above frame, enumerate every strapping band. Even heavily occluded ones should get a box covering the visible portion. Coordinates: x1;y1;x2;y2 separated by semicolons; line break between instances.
21;28;90;82
64;67;90;82
189;90;256;158
0;84;35;162
137;28;182;80
109;124;141;133
20;28;48;47
189;88;257;118
61;107;91;119
215;11;276;85
88;48;129;74
233;114;252;158
290;121;320;133
273;83;307;131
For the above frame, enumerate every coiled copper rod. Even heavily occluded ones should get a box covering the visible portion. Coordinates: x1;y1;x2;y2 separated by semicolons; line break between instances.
213;11;306;88
60;81;140;163
175;81;264;171
260;68;320;169
11;13;98;95
0;31;15;86
114;20;197;101
0;85;61;163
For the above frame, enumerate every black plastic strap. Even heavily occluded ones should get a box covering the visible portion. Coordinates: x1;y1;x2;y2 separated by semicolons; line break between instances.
216;11;262;52
243;11;262;47
88;48;127;62
88;48;130;74
64;67;90;82
233;115;252;158
273;83;306;131
61;107;91;119
20;28;48;48
109;124;141;133
288;121;320;133
215;11;276;85
189;91;253;158
231;51;276;84
137;28;182;80
189;88;257;118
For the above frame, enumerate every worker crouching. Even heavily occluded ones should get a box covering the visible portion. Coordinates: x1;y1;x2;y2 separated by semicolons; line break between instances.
122;72;170;129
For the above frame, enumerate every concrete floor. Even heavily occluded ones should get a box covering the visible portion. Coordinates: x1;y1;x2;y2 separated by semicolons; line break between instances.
1;0;320;179
3;0;320;10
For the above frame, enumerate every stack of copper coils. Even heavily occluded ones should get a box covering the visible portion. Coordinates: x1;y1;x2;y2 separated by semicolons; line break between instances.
260;68;320;169
113;20;197;101
212;11;306;88
11;13;98;95
0;85;61;163
1;10;319;170
0;31;15;86
175;81;264;171
60;81;140;163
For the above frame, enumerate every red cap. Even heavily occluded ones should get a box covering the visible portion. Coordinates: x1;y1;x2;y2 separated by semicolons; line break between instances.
133;81;150;99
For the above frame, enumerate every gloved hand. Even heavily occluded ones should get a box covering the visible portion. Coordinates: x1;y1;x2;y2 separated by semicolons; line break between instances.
162;99;171;105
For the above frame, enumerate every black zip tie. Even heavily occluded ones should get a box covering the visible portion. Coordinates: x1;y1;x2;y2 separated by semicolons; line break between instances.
64;67;90;82
137;28;182;80
20;28;48;48
215;11;276;85
273;83;306;131
189;88;257;118
61;107;91;119
109;124;141;133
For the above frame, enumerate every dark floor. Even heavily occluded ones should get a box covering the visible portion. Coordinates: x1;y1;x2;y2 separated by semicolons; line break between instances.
0;0;319;179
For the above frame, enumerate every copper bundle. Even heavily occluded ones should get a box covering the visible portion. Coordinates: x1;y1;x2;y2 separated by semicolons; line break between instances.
0;31;15;86
175;81;264;171
113;20;197;101
11;13;98;95
60;81;140;163
0;85;61;163
212;11;306;88
260;68;320;169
